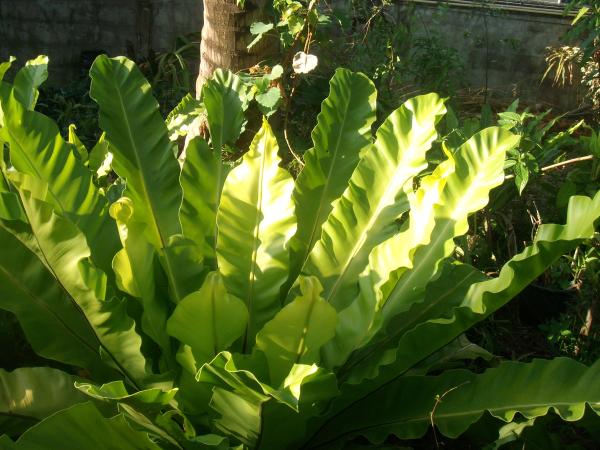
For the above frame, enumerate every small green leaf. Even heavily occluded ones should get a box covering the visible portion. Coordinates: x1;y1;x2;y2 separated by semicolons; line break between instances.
514;162;529;195
256;87;281;116
247;20;274;50
165;93;204;141
68;124;88;162
250;21;274;36
267;65;284;81
0;56;16;82
572;6;589;25
12;55;49;110
88;133;113;179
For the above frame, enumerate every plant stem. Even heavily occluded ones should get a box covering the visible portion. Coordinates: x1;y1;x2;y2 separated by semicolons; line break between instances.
504;155;594;180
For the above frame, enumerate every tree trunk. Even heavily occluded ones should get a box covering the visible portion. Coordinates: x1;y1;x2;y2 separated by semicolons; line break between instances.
196;0;278;94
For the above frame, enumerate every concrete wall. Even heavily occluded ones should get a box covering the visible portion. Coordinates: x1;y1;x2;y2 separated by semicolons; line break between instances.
404;1;580;109
0;0;581;109
0;0;202;83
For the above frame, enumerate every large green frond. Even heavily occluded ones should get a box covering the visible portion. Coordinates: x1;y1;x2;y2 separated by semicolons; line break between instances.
310;358;600;447
1;90;119;274
0;367;87;437
217;119;296;347
0;222;111;376
5;402;162;449
372;127;519;334
303;94;446;312
319;192;600;430
14;178;147;386
180;136;228;258
89;55;186;303
287;69;377;287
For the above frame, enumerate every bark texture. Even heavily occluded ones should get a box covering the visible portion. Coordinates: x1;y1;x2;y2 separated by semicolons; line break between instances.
196;0;278;94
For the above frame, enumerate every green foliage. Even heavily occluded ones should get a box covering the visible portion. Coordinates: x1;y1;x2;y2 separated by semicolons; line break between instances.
1;56;600;449
140;33;200;114
544;1;600;113
319;2;464;104
444;101;584;198
409;35;464;96
564;1;600;69
0;367;87;438
252;0;326;51
541;240;600;366
36;79;101;150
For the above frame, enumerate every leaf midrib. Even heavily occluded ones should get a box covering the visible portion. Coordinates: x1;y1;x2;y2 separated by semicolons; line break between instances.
294;292;318;364
300;86;358;275
0;263;101;359
244;141;268;351
15;197;140;389
338;269;479;379
323;159;420;306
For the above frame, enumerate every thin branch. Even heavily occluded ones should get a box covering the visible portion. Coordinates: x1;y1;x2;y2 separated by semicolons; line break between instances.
283;81;305;167
281;0;321;168
430;381;470;449
504;155;594;180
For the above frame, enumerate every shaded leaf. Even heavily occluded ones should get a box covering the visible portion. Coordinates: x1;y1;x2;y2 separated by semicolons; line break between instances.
0;222;112;377
202;69;247;154
311;358;600;446
110;198;171;356
166;93;204;141
10;402;162;449
14;179;147;386
167;272;248;366
256;276;337;385
0;367;86;437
